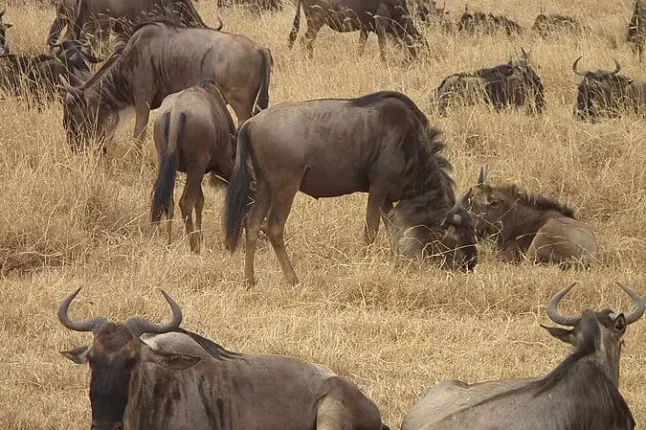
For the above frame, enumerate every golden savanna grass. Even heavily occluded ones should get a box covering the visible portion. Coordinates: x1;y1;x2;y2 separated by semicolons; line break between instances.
1;0;646;427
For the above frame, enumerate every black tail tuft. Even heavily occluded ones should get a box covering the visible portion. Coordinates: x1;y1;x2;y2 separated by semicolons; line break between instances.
151;112;182;223
224;123;253;252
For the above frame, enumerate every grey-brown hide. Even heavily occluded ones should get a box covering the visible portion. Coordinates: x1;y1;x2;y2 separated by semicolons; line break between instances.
628;0;646;62
59;289;387;430
224;91;478;286
61;21;272;152
287;0;426;61
151;80;236;254
437;49;544;115
401;283;645;430
466;166;598;268
573;57;646;121
532;13;587;38
457;8;523;36
0;8;13;55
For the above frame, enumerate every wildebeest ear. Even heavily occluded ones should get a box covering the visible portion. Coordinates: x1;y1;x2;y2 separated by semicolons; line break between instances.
477;165;489;185
540;324;575;345
140;346;202;370
60;345;90;364
612;313;626;335
4;23;12;29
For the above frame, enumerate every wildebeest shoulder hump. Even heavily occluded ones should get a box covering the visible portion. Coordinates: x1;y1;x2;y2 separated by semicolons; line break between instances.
175;328;241;361
348;90;429;128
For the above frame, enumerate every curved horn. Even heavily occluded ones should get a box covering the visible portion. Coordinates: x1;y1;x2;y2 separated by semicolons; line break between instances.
611;58;621;75
58;288;110;333
477;165;489;185
214;16;223;31
546;282;581;326
572;56;584;76
616;283;645;325
0;8;5;18
124;290;183;336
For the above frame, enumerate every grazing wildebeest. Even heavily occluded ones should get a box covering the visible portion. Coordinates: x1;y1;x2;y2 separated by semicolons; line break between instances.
59;288;389;430
59;20;272;152
151;80;236;253
287;0;426;61
572;57;646;121
0;8;13;55
401;282;645;430
457;7;523;36
628;0;646;62
437;49;544;115
224;91;478;286
465;166;598;268
532;13;587;38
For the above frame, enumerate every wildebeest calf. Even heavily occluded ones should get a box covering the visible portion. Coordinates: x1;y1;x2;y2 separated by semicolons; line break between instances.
532;13;587;38
437;49;544;115
628;0;646;62
573;57;646;121
151;80;236;253
457;7;523;36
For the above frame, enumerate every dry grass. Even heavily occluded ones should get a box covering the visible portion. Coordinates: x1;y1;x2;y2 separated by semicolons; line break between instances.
1;0;646;428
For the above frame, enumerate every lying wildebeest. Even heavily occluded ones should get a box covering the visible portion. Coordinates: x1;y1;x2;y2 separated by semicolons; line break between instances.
0;8;13;55
59;288;389;430
437;49;544;115
572;57;646;121
628;0;646;62
401;282;645;430
287;0;426;61
531;12;587;38
465;166;598;268
59;20;272;152
457;7;523;36
217;0;282;12
151;80;236;253
224;91;478;286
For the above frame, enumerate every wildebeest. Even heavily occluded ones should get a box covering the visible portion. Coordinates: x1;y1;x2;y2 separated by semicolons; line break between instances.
0;8;13;55
401;282;645;430
151;80;236;253
59;20;272;152
457;7;523;36
217;0;282;12
465;166;598;268
437;49;544;115
627;0;646;62
572;57;646;121
287;0;426;61
59;288;389;430
532;13;587;38
224;91;478;286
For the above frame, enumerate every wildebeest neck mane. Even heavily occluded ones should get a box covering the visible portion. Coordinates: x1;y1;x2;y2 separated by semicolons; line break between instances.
174;328;240;360
500;185;575;218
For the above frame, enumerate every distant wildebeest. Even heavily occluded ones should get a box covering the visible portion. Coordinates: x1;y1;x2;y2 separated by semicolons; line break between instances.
437;49;544;115
457;7;523;36
59;21;272;152
151;80;236;253
217;0;282;12
59;288;389;430
465;166;598;268
572;57;646;121
532;12;587;38
416;0;453;32
0;8;13;55
401;281;645;430
287;0;426;61
628;0;646;62
224;91;478;286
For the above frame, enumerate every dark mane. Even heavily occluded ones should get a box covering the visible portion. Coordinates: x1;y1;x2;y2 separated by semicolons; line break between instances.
175;328;240;361
80;46;124;89
500;185;575;218
348;91;429;129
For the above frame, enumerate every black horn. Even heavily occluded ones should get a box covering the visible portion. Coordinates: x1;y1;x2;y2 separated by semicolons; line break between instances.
616;283;645;325
572;56;584;76
58;288;110;333
611;58;621;75
124;290;183;336
546;282;581;326
214;16;223;31
477;165;488;185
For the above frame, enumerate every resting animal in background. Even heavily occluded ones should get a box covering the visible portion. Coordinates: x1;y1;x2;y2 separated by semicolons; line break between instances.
465;165;599;268
531;12;587;38
401;282;644;430
0;8;13;55
437;49;544;115
58;288;390;430
287;0;426;61
457;6;523;36
573;57;646;121
627;0;646;62
151;80;236;254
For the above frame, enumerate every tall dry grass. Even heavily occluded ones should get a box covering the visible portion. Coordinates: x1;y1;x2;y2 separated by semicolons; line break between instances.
0;0;645;428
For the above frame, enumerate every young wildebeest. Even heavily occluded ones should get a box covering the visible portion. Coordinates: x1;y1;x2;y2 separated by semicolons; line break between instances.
437;49;544;115
457;7;523;36
224;91;478;286
465;166;598;268
627;0;646;62
60;20;272;152
59;288;389;430
287;0;426;61
531;13;587;38
0;8;13;55
151;80;236;253
572;57;646;121
401;282;645;430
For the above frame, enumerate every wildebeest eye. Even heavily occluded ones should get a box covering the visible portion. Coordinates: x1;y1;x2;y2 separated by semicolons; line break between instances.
489;199;502;207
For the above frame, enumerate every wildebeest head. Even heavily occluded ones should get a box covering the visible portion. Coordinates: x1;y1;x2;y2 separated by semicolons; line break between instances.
0;8;13;55
463;165;508;237
59;288;201;430
437;200;478;271
572;57;633;120
51;39;102;72
541;282;645;384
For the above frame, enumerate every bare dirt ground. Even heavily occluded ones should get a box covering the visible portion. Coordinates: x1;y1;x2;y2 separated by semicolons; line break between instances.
0;0;645;428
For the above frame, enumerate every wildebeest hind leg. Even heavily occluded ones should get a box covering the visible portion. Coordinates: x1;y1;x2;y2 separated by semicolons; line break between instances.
265;184;300;285
166;195;174;246
302;19;322;59
179;170;205;254
244;180;272;286
195;182;205;249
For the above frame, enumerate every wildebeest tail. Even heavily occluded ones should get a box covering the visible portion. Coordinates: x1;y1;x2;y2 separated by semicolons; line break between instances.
224;122;253;252
151;111;184;223
255;48;272;112
287;0;301;48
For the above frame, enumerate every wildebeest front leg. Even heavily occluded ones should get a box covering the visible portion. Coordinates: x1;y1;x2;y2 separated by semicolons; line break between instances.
375;22;388;62
302;18;322;59
364;186;388;244
358;29;369;56
133;103;150;154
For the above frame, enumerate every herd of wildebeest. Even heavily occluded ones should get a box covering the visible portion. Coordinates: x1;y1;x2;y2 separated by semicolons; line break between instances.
2;0;646;428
